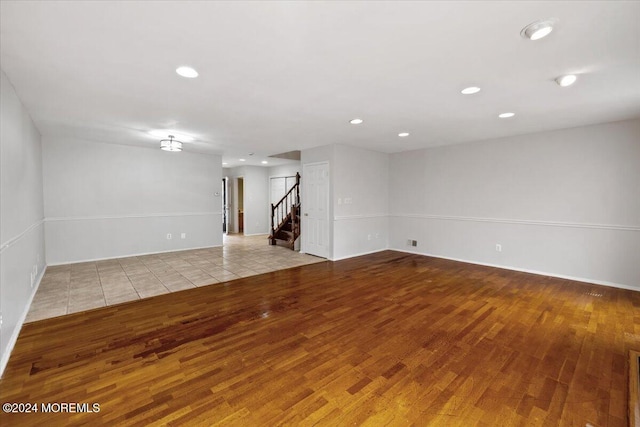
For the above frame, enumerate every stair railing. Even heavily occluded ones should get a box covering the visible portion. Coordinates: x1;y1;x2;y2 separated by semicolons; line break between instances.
270;173;301;246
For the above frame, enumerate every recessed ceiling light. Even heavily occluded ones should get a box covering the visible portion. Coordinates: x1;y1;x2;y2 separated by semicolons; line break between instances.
520;19;556;41
555;74;577;87
222;162;228;165
261;160;268;164
498;112;515;118
461;86;481;95
350;118;364;125
239;158;246;162
176;66;198;78
398;132;410;137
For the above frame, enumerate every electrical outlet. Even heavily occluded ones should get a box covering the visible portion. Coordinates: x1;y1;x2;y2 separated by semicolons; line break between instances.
495;244;502;252
367;234;372;240
181;233;186;239
375;233;379;239
407;239;412;246
412;240;418;247
167;233;172;240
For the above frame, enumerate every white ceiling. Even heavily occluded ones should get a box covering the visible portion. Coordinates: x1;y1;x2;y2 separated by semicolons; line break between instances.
1;1;639;167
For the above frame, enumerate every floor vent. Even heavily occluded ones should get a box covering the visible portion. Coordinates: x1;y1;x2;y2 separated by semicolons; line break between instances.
630;350;640;427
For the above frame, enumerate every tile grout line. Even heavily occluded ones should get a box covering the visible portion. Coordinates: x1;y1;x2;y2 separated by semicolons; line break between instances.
64;274;71;316
116;256;144;303
95;263;108;310
137;257;177;296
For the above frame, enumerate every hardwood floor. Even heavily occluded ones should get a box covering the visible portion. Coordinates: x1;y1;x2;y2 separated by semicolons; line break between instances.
1;251;638;426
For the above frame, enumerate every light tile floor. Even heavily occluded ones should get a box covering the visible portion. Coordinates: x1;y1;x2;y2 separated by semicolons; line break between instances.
26;234;325;323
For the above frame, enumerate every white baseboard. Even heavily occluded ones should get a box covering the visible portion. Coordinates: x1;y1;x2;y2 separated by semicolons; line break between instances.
390;248;639;292
47;245;223;266
0;265;47;378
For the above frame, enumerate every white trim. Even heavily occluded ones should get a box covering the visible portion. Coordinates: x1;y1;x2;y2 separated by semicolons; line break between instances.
331;248;387;261
390;248;639;292
389;213;639;232
242;233;270;237
45;212;222;222
334;214;388;221
46;244;223;266
0;219;44;253
0;265;47;378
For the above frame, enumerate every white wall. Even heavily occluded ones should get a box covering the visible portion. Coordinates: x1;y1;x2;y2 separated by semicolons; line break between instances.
0;70;46;376
333;145;389;260
389;119;640;289
301;144;390;261
43;137;222;264
225;166;270;235
268;162;300;178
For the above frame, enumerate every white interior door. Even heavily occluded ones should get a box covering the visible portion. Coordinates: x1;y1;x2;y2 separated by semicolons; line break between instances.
270;177;286;205
270;176;297;205
303;162;329;258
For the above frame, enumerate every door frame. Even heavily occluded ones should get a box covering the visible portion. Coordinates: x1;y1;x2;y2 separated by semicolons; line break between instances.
222;177;229;234
232;176;245;234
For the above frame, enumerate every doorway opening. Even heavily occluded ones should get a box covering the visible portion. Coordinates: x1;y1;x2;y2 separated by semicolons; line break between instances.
237;177;244;234
222;177;229;234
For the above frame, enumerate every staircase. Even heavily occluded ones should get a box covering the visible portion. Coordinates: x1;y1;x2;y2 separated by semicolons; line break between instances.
269;173;301;249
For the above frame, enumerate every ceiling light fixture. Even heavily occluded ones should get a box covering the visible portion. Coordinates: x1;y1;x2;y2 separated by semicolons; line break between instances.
222;162;228;165
176;66;198;78
398;132;410;137
261;160;268;164
555;74;577;87
498;112;515;119
350;118;364;125
160;135;183;152
461;86;481;95
239;158;246;162
520;19;556;41
149;130;194;142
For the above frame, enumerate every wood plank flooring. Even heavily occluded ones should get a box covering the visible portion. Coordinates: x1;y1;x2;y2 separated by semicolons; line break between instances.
1;251;639;426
